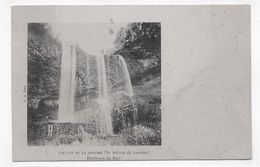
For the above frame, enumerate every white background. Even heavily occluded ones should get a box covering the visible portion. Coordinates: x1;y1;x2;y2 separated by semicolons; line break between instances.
1;0;259;167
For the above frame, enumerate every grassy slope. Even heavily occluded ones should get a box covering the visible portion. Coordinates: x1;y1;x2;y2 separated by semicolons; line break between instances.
133;76;161;97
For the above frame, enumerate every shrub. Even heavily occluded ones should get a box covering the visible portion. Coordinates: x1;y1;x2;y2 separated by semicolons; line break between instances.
119;125;160;145
111;91;137;133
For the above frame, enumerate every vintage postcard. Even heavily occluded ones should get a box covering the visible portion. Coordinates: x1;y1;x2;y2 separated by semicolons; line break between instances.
12;5;251;161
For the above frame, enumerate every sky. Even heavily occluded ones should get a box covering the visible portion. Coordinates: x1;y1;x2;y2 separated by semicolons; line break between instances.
49;22;128;55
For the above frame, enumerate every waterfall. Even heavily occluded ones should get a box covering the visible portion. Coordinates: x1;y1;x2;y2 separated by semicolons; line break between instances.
58;44;134;135
117;55;134;96
58;43;76;122
97;54;108;97
96;54;113;135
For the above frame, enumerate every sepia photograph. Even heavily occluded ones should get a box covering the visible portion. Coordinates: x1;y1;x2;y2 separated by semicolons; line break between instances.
27;22;161;146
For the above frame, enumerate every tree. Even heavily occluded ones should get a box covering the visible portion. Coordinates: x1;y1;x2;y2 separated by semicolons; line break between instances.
114;23;161;84
27;23;62;100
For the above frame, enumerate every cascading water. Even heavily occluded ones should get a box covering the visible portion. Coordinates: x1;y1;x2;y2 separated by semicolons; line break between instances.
117;55;134;96
58;43;134;135
95;54;113;135
58;43;76;122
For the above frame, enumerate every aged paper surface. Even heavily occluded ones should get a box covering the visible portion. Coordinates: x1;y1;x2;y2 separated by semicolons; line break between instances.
12;5;251;161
